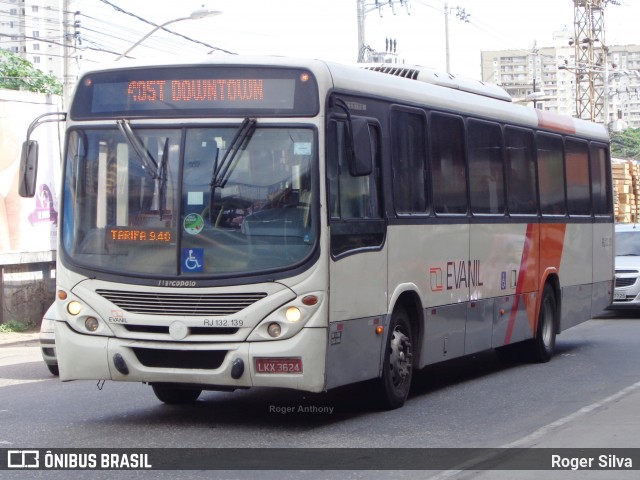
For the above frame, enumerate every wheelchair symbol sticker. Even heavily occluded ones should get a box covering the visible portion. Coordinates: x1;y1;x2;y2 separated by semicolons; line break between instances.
182;248;204;272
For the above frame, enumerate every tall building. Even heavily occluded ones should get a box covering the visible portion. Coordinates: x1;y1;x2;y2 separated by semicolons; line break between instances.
0;0;77;98
481;29;640;129
481;29;575;117
607;45;640;130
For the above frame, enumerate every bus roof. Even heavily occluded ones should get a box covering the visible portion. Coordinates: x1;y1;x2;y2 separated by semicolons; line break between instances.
75;55;609;143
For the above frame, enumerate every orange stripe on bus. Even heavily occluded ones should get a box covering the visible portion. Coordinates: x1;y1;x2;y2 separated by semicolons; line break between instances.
535;110;576;135
504;223;566;344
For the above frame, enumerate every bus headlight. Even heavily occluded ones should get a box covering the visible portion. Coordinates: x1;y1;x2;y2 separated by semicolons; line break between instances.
67;301;82;316
247;292;324;342
285;307;301;323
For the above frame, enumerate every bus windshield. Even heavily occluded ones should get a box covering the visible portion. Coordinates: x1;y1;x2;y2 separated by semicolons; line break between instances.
62;125;316;278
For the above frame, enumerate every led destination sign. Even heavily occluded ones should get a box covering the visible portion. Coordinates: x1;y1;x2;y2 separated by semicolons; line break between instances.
70;66;319;119
127;79;267;104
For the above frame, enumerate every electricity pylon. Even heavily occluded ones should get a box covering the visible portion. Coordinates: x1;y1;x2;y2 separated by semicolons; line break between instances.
571;0;617;122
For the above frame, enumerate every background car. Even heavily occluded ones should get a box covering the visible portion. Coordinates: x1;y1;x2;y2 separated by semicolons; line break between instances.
40;303;58;375
611;223;640;309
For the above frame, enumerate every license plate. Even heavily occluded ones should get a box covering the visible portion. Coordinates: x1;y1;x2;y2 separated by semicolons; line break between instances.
614;292;627;300
255;358;303;374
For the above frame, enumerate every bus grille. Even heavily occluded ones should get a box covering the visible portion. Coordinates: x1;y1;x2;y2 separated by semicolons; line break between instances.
132;347;227;369
123;325;239;336
95;289;267;316
615;277;636;288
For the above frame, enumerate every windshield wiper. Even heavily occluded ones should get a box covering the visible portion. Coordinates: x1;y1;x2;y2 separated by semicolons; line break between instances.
211;118;256;189
116;119;159;179
157;137;169;219
209;118;256;222
117;119;169;219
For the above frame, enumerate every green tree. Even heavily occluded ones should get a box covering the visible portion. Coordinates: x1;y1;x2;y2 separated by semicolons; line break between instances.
0;49;62;96
611;128;640;160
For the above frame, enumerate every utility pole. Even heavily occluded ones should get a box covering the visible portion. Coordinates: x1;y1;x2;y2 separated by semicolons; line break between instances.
356;0;410;63
63;0;74;104
357;0;366;62
445;2;450;73
444;4;470;73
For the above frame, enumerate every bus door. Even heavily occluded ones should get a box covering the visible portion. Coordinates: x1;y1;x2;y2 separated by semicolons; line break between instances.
325;117;387;389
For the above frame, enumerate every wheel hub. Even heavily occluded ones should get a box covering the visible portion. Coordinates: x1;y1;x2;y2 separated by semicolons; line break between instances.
389;328;413;387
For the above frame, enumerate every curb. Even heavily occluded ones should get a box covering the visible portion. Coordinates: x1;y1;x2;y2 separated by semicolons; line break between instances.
0;333;40;347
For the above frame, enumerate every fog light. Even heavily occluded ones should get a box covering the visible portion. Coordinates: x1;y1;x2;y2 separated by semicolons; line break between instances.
67;301;82;316
85;317;99;332
267;322;282;338
285;306;301;323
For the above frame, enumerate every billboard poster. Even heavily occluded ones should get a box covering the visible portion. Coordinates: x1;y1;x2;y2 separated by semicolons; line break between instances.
0;90;62;254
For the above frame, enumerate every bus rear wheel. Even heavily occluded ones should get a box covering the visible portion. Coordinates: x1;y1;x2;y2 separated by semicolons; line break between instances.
151;384;202;404
375;307;414;410
495;284;557;364
526;283;557;363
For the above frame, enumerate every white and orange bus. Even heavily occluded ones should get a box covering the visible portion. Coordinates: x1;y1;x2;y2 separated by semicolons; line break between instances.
20;56;614;409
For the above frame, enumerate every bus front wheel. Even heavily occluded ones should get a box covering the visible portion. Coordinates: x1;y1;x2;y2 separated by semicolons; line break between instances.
375;307;414;410
151;384;202;404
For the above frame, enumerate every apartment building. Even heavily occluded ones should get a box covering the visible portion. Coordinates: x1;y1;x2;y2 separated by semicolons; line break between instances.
0;0;80;99
481;29;640;129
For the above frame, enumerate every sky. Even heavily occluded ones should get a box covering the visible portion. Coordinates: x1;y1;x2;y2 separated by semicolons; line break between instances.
76;0;640;80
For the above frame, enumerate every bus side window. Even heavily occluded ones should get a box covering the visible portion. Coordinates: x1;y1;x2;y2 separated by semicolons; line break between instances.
430;113;467;215
327;118;384;256
328;120;381;220
468;119;505;215
565;139;590;216
505;127;537;215
537;133;566;216
590;144;612;216
391;109;428;214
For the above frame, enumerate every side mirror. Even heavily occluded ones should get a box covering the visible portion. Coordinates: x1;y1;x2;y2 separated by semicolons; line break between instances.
19;140;39;198
348;118;374;177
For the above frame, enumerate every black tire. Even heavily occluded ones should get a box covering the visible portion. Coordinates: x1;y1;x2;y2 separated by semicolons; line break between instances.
525;283;557;363
374;307;414;410
47;364;59;376
152;384;202;404
495;284;557;364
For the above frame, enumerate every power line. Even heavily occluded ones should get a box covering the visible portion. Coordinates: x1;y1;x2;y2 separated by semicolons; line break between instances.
95;0;235;55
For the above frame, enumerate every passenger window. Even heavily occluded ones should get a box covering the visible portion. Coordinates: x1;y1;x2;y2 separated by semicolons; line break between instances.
591;145;612;216
468;120;505;215
565;139;590;216
537;134;566;216
391;109;428;214
505;127;537;215
430;113;467;215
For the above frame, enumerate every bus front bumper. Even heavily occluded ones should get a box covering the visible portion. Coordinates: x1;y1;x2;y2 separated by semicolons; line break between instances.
55;322;327;393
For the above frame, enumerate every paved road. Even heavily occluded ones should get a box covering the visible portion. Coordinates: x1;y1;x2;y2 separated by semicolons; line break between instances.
1;315;639;479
